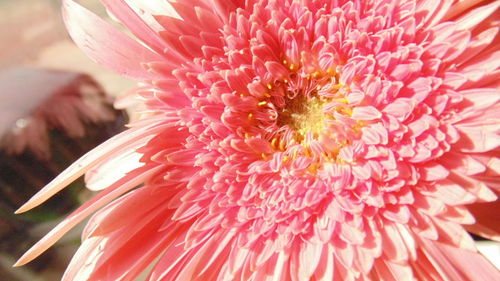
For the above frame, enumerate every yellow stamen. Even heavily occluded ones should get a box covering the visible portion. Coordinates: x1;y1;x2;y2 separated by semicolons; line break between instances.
271;138;278;148
332;83;344;89
308;163;318;173
258;101;268;106
304;147;311;157
279;139;285;151
338;107;352;116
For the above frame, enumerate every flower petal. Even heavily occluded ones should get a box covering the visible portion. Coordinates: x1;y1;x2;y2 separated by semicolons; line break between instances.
62;0;164;80
15;120;167;213
351;106;382;120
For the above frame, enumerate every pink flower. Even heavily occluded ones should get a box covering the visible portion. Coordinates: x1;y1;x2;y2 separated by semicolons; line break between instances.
0;67;116;159
16;0;500;280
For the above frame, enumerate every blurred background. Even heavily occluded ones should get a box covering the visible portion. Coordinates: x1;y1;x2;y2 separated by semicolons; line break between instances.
0;1;498;281
0;0;134;280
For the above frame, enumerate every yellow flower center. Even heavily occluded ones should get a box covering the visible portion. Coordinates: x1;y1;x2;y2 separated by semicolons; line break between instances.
277;93;327;143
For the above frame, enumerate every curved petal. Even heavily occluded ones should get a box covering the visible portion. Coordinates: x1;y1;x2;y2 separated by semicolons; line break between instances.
419;238;500;280
64;191;182;281
14;165;163;267
466;199;500;241
62;0;164;80
15;119;167;213
99;0;187;65
84;140;147;191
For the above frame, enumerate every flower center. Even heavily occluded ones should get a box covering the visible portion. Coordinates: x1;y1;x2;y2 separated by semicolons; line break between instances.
246;58;370;170
277;91;327;143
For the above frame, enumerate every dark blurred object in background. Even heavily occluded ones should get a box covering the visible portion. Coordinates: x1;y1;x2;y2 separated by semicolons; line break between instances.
0;67;127;280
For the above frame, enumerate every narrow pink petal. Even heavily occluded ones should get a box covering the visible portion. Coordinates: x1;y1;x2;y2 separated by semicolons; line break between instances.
415;0;441;27
382;98;415;121
269;251;289;281
381;223;409;262
60;236;105;281
345;90;365;105
466;200;500;241
146;236;193;281
99;0;168;54
454;1;500;31
361;126;381;145
312;245;334;280
444;0;489;20
265;61;289;80
454;26;498;66
425;180;476;205
406;77;433;102
439;153;486;176
421;0;454;28
443;30;470;62
14;166;162;266
460;50;500;77
65;202;180;281
419;238;500;281
226;241;250;276
297;241;323;280
419;162;450;181
431;218;476;251
85;142;146;191
373;258;414;281
459;88;500;113
194;230;237;277
82;180;173;239
175;231;234;280
455;124;500;153
62;0;164;80
383;205;411;224
15;120;167;213
115;1;181;30
351;106;382;120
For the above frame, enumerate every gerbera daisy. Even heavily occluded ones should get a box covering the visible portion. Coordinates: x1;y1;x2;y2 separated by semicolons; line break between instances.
16;0;500;280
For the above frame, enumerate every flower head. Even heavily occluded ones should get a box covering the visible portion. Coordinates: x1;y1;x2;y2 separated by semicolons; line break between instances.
0;67;117;159
16;0;500;280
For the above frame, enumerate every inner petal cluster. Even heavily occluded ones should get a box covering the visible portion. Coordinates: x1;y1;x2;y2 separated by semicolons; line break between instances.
264;66;353;153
